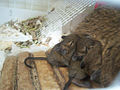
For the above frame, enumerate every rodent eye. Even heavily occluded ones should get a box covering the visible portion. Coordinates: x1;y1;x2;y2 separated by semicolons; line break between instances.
72;55;78;61
61;49;68;55
72;55;84;61
80;61;85;69
61;36;66;39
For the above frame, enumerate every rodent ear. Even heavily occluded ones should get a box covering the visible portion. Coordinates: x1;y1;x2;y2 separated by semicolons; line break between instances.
68;40;74;47
83;34;91;38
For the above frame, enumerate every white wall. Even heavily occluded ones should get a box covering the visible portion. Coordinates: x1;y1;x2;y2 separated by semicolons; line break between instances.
0;7;47;25
0;0;66;25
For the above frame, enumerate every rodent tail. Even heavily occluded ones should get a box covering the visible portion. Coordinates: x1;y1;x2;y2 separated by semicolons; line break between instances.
63;77;73;90
24;57;47;68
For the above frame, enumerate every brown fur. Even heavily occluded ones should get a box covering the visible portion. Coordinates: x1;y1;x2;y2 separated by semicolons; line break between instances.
82;40;102;75
64;34;102;89
91;42;120;87
74;6;120;87
47;34;80;67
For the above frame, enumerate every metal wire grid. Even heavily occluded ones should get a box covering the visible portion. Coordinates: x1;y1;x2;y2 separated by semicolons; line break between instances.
41;0;96;34
0;0;96;39
45;0;96;26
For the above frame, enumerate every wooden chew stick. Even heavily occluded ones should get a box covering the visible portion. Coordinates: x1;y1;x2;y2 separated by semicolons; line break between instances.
52;67;66;89
34;51;61;90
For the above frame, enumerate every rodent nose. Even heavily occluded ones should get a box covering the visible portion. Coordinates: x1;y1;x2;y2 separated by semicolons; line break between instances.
78;56;84;61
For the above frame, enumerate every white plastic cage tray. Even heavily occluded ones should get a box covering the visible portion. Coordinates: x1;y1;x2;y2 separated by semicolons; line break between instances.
0;0;65;11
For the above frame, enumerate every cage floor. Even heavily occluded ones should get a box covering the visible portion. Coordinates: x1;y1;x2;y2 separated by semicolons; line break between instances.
0;51;87;90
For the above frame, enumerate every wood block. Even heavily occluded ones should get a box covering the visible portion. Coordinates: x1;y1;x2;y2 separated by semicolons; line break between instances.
0;56;17;90
34;51;87;90
34;51;61;90
0;51;89;90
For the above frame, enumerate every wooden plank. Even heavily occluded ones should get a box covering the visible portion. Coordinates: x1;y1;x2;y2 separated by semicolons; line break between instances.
0;56;17;90
59;68;69;83
34;51;87;90
34;51;61;90
0;51;89;90
52;67;66;90
17;52;35;90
